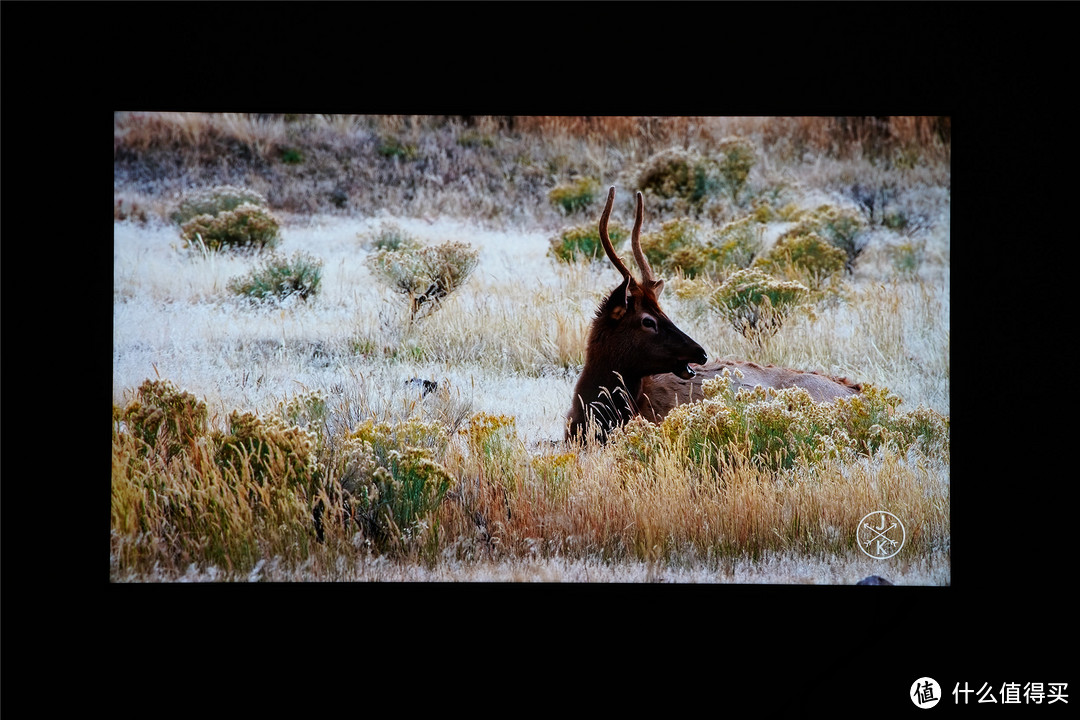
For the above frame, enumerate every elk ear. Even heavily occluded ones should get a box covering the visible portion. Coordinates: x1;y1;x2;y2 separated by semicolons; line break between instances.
610;275;632;320
649;279;665;298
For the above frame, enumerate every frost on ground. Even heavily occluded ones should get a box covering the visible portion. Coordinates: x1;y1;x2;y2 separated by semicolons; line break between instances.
112;549;950;585
113;216;582;442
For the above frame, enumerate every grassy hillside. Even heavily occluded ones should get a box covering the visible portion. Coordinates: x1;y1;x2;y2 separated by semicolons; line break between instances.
112;114;950;583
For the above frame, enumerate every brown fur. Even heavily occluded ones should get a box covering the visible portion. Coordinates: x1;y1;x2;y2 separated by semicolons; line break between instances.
566;276;707;442
637;360;861;423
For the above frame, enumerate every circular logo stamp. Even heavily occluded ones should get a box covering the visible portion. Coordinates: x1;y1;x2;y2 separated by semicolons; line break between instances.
857;510;905;559
911;677;941;709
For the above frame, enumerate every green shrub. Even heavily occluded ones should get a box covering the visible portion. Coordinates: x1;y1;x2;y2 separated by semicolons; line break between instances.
636;147;720;206
716;136;757;204
357;221;423;252
640;217;713;278
180;203;282;252
635;215;764;278
888;239;926;278
337;419;454;551
366;241;479;318
548;221;630;263
754;232;847;290
817;206;868;272
883;211;909;231
279;146;304;164
612;375;949;473
548;177;600;214
711;266;809;347
786;205;869;273
750;182;797;220
170;185;268;226
708;215;762;269
228;251;323;303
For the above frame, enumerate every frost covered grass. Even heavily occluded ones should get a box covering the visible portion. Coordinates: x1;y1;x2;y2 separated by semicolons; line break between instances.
113;217;585;442
112;550;950;585
113;211;949;583
113;114;949;583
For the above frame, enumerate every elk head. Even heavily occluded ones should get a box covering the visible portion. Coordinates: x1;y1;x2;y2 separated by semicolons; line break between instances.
566;187;708;442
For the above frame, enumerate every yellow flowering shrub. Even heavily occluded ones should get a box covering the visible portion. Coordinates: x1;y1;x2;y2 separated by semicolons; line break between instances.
461;412;520;490
639;217;709;278
610;372;949;473
710;266;809;346
708;215;762;269
754;231;847;290
114;381;324;567
782;204;868;273
180;203;281;252
337;418;455;549
548;177;600;214
530;451;578;500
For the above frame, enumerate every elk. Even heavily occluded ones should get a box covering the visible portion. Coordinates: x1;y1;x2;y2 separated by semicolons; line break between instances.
565;187;861;443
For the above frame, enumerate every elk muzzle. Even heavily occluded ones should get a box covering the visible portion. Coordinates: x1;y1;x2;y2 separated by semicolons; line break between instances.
673;346;709;379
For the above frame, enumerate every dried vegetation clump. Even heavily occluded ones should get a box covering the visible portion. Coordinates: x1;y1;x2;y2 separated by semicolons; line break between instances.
365;240;480;318
710;267;811;347
174;185;282;253
636;147;720;208
112;373;949;578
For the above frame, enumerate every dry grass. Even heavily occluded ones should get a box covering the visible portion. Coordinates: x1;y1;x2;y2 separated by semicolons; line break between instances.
113;115;949;583
111;550;950;585
114;113;950;222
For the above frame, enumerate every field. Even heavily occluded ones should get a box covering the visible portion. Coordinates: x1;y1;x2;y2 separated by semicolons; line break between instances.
112;114;950;583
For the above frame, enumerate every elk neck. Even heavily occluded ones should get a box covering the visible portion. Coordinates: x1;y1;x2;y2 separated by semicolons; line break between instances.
567;322;647;439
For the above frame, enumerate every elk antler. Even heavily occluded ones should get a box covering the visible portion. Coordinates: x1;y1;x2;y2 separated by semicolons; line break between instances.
630;191;659;286
599;186;633;283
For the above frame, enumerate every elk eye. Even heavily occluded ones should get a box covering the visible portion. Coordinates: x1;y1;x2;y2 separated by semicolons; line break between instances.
642;316;657;330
